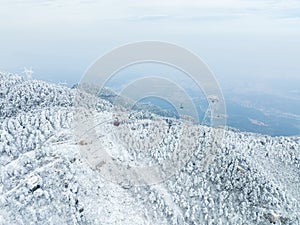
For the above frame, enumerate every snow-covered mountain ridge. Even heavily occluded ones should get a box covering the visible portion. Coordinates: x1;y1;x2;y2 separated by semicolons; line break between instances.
0;72;299;225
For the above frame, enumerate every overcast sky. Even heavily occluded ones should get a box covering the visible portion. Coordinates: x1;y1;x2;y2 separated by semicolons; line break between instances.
0;0;299;96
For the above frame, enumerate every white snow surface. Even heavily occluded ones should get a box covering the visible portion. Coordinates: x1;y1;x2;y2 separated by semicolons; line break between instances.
0;72;300;225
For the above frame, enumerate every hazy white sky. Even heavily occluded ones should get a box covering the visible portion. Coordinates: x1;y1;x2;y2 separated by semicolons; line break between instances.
0;0;299;95
2;0;300;23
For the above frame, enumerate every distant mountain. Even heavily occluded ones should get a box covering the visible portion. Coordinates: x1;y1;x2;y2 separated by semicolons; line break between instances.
225;94;300;136
0;72;299;225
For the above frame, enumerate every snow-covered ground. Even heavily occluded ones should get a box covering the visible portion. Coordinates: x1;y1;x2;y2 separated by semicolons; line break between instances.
0;72;299;225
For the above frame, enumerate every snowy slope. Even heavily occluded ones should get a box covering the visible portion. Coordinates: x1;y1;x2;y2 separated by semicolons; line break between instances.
0;72;299;225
